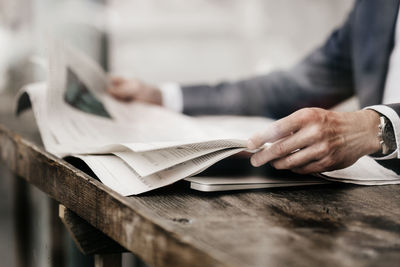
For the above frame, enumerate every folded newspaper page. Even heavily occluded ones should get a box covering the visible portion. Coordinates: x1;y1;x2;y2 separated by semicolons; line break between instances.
16;41;400;195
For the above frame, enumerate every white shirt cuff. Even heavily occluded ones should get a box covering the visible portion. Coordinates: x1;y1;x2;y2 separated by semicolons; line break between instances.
158;82;183;113
364;105;400;159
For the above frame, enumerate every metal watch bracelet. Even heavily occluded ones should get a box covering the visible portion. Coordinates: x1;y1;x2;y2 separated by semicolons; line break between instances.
377;115;396;155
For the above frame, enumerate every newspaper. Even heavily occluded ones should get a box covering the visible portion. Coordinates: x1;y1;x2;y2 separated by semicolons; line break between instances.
16;41;400;196
16;41;270;195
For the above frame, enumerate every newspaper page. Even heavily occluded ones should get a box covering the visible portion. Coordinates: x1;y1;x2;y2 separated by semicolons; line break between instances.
17;81;260;195
321;156;400;185
78;148;244;196
16;41;262;195
114;139;247;177
43;41;255;153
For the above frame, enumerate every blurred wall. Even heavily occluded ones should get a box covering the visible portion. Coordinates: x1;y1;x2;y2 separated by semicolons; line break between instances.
0;0;355;89
0;0;109;93
109;0;354;85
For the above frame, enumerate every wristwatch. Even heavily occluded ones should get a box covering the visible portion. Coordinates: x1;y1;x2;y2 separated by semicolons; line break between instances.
377;115;396;155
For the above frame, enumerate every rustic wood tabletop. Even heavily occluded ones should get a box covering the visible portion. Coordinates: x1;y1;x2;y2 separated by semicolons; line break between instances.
1;93;399;267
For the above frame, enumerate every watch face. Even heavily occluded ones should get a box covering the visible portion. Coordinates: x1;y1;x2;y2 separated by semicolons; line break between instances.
383;120;396;152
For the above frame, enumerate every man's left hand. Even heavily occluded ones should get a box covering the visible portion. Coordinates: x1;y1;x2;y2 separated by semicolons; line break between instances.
247;108;382;174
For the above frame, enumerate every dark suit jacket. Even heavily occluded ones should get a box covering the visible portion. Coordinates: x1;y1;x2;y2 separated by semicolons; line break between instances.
181;0;400;120
181;0;400;172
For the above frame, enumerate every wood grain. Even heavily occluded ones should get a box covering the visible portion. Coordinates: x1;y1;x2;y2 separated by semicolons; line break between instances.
1;122;400;267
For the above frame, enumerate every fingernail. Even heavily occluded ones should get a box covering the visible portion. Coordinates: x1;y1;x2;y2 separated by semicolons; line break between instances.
247;139;257;150
250;156;259;167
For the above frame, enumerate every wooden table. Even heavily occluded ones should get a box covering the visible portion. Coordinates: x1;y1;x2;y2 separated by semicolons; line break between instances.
1;95;400;267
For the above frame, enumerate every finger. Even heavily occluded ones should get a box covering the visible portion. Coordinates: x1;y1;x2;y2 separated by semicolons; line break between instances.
107;86;120;93
249;136;289;167
110;83;141;100
291;155;336;174
108;87;129;97
291;160;325;174
108;88;135;102
108;79;129;93
109;92;130;102
270;144;328;170
248;111;305;150
250;127;316;167
110;76;125;86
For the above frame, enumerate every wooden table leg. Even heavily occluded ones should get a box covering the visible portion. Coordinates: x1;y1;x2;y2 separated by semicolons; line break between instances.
13;175;32;267
94;254;122;267
58;205;125;267
50;199;65;267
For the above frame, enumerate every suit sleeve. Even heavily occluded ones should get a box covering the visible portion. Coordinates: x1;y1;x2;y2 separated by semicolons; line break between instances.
181;3;358;119
387;103;400;117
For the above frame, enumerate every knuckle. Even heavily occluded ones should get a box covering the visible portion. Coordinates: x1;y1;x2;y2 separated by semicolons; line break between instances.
272;142;286;157
319;142;331;154
300;108;321;122
296;109;312;124
284;156;297;169
253;133;264;144
336;134;346;147
311;125;324;140
301;108;313;117
288;108;327;133
273;158;288;169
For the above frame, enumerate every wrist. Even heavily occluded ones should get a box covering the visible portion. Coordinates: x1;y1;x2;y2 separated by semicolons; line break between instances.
361;109;382;155
142;86;162;106
150;86;162;106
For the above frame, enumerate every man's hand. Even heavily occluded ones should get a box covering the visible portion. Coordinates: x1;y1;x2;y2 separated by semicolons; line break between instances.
108;76;162;105
247;108;382;174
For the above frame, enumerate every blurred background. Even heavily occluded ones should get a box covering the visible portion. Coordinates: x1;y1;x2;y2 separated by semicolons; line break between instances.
0;0;353;266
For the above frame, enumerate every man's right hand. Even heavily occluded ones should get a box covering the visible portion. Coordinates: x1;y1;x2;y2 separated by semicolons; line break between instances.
108;76;162;105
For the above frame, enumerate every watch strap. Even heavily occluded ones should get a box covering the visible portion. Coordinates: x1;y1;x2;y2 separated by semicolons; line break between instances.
378;116;396;155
